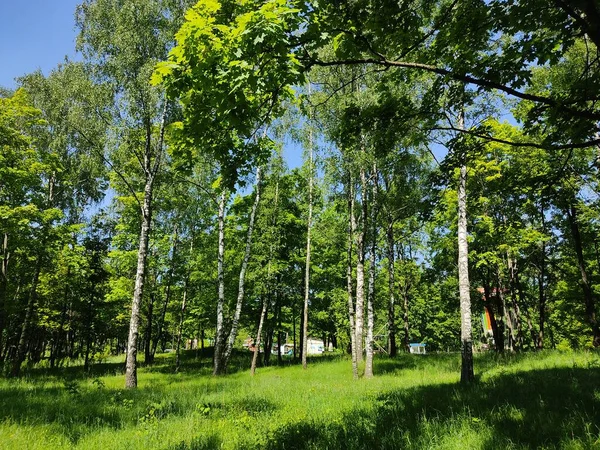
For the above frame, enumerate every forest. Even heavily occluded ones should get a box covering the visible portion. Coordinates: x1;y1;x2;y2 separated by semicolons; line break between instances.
1;0;600;447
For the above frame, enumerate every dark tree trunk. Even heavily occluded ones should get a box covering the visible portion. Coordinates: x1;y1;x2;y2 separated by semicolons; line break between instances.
11;256;42;377
263;325;273;366
567;202;600;346
496;274;513;352
483;283;501;351
292;301;297;361
152;225;178;361
175;277;188;373
0;233;9;362
145;291;155;364
386;223;396;357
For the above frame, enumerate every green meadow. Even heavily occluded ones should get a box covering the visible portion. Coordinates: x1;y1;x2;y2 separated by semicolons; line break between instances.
1;350;599;449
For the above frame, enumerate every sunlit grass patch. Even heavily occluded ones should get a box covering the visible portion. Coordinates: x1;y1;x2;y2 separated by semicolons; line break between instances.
0;350;599;449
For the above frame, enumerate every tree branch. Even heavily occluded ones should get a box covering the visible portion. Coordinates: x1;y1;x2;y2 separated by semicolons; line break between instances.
431;126;600;150
303;56;600;122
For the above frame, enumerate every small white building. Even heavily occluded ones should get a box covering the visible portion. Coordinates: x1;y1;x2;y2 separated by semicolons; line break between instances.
409;343;426;354
307;338;325;355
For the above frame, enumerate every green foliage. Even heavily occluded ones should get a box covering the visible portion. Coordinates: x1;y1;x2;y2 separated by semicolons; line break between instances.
155;0;305;184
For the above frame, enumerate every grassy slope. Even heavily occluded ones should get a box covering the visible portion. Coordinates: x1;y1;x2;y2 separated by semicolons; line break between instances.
0;350;599;449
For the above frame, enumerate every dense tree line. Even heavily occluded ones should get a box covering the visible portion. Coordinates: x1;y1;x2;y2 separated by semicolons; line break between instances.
1;0;599;386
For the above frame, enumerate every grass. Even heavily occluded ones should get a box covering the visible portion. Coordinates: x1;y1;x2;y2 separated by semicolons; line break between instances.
0;350;599;449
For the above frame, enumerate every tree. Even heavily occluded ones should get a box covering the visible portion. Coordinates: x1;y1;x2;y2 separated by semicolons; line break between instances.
76;0;194;388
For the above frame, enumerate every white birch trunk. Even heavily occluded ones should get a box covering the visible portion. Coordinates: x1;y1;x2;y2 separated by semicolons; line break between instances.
302;123;313;370
213;190;227;375
124;100;167;388
457;110;474;384
354;166;367;362
222;167;262;368
365;164;378;378
346;178;359;379
250;297;268;376
125;177;153;388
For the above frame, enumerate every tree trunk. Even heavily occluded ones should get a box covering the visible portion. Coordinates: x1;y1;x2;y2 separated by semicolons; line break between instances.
365;164;377;378
213;190;227;375
144;289;155;364
84;287;95;373
175;277;188;373
536;201;547;349
251;296;268;375
507;257;524;350
457;123;474;383
346;177;359;379
292;300;297;360
302;135;313;370
537;264;546;349
386;223;397;356
277;297;283;365
514;268;537;348
11;255;42;377
151;225;178;360
0;233;9;361
483;282;500;351
299;296;304;362
125;176;154;388
263;319;273;366
124;99;167;388
496;271;514;352
567;202;600;346
222;167;262;370
402;285;410;352
355;167;367;362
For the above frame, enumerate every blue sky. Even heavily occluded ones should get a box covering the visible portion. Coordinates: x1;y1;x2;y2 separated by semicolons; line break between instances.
0;0;81;89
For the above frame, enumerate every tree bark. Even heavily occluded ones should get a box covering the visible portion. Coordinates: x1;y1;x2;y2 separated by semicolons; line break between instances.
302;130;313;370
222;167;262;370
507;257;524;350
251;296;269;375
213;190;227;375
124;176;154;388
355;167;367;362
124;99;167;388
567;202;600;346
144;286;155;364
386;223;396;356
0;233;9;360
402;283;411;352
483;282;501;352
537;201;547;350
365;164;378;378
151;225;178;360
457;112;474;384
11;256;42;377
346;177;359;379
175;276;188;373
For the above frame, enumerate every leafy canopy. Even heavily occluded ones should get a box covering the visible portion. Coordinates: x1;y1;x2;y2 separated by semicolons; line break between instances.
153;0;305;184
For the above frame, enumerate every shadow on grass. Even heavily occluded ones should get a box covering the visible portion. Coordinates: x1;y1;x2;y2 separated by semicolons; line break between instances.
0;371;277;445
266;366;600;450
168;434;222;450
